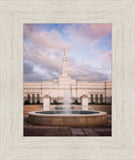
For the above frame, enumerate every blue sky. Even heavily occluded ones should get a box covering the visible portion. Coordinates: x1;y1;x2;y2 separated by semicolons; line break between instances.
23;24;112;82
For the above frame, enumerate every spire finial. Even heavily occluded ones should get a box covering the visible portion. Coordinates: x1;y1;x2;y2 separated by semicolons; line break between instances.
64;48;66;56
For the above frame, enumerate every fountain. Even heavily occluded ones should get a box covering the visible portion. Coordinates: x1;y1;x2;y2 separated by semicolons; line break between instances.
63;90;71;114
28;91;108;127
27;49;108;127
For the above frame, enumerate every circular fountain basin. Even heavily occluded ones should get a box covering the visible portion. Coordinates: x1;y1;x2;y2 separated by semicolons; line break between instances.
28;110;108;127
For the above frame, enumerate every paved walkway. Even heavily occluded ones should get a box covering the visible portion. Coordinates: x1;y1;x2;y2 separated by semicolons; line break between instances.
24;115;111;136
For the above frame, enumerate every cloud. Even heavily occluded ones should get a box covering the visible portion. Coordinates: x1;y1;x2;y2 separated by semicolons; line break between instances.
23;24;111;82
64;24;112;45
67;57;108;82
24;43;109;82
24;60;34;75
101;50;112;63
23;60;41;82
24;45;63;73
100;50;112;72
24;24;70;50
23;60;60;82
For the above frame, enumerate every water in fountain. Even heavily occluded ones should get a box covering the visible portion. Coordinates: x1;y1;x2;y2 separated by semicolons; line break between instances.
63;90;71;114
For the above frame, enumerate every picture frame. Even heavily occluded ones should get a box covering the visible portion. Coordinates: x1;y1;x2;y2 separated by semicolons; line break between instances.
0;0;135;159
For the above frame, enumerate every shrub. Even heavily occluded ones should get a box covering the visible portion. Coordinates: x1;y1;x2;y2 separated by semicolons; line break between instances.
55;106;63;110
55;106;59;110
24;100;30;104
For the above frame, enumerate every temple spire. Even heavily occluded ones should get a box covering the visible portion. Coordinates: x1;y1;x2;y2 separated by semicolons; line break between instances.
62;48;68;76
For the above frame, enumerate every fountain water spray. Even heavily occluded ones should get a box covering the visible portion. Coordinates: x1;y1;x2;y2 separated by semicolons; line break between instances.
63;90;71;114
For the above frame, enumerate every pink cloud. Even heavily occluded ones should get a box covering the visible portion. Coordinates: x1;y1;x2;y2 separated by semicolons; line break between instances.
24;45;63;73
90;24;112;39
64;24;112;45
24;24;70;50
100;50;112;72
24;44;109;82
101;50;112;63
23;24;111;82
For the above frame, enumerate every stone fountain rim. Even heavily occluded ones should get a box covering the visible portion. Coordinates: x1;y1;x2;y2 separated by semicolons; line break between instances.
28;110;107;117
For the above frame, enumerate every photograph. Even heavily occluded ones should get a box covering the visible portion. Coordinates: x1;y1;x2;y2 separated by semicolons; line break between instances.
1;0;135;159
23;24;112;136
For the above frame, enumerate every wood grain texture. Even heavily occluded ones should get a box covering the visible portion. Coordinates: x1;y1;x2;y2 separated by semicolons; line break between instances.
0;0;135;159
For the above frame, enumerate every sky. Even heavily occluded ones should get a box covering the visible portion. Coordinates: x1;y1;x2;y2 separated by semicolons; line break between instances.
23;24;112;82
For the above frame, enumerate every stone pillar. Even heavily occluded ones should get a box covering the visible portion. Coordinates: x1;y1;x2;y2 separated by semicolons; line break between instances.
89;95;91;104
30;94;32;104
98;94;100;104
81;93;88;110
35;94;37;104
93;94;95;104
103;94;105;104
43;93;50;110
40;94;42;103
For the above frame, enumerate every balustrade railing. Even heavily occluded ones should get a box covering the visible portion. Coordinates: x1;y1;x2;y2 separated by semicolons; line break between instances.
24;96;112;105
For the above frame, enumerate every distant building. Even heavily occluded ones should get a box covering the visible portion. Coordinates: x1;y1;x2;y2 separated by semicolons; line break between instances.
24;50;112;104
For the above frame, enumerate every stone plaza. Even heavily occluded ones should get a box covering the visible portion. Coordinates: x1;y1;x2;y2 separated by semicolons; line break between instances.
24;105;111;136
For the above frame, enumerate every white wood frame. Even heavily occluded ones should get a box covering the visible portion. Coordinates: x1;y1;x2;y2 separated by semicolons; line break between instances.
0;0;135;160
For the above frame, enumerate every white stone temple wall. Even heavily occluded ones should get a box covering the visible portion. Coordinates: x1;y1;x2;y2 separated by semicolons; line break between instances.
24;80;112;104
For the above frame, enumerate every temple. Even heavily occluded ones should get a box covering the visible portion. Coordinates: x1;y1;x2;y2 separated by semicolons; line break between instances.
23;49;112;104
